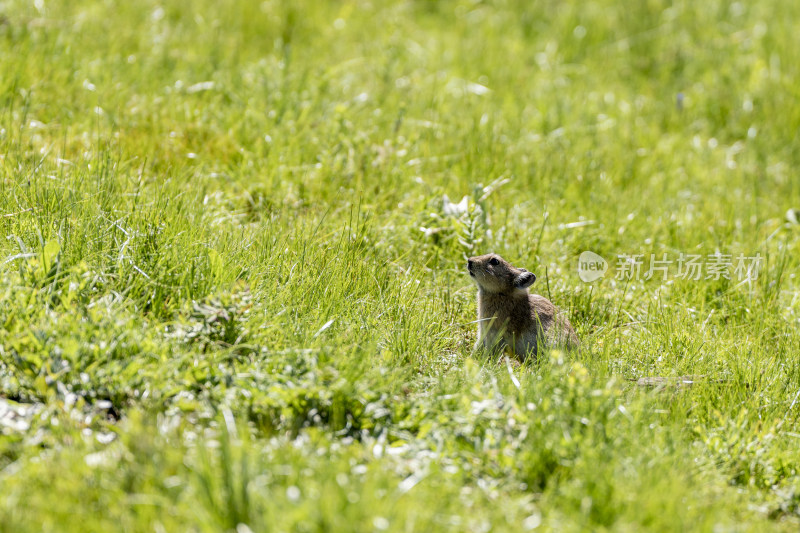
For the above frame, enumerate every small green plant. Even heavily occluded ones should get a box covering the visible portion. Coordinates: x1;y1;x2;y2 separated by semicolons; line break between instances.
169;283;253;350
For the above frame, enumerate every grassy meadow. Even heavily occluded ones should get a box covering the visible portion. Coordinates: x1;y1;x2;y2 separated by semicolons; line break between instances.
2;0;800;530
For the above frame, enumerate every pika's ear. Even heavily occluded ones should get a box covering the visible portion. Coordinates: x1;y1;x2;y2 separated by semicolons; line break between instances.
514;271;536;289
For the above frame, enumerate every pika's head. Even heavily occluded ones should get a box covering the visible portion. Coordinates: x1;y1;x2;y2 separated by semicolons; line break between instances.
467;253;536;293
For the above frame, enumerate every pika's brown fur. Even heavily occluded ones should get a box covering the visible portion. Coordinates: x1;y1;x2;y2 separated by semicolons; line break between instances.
467;253;579;360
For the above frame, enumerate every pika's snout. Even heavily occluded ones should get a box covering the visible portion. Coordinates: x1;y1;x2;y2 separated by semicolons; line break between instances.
467;258;475;276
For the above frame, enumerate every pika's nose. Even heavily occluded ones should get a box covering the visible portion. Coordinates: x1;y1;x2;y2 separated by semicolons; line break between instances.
467;259;474;271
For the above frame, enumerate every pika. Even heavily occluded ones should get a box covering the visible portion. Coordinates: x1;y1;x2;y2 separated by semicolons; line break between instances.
467;253;579;360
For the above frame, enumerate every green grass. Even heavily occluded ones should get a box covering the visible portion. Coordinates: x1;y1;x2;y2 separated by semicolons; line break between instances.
1;0;800;530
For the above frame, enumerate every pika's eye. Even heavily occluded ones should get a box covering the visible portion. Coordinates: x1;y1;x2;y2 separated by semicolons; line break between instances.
489;257;499;266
